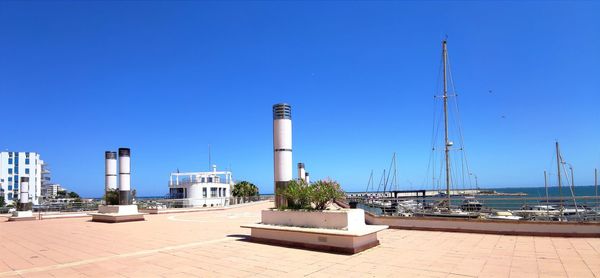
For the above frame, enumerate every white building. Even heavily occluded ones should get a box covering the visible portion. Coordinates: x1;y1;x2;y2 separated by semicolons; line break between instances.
42;184;63;198
168;165;233;207
0;152;43;205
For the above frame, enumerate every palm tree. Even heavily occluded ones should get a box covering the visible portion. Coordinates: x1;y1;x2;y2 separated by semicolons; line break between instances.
232;181;259;202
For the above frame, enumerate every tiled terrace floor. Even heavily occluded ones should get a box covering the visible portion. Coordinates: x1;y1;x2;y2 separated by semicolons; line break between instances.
1;201;599;277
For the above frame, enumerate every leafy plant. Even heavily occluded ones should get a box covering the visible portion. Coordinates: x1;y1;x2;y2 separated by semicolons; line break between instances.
277;179;345;210
0;195;5;207
310;179;345;210
232;181;259;200
281;179;312;209
103;189;119;205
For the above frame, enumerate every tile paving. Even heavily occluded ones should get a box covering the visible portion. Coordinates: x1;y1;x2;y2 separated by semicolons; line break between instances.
1;201;599;277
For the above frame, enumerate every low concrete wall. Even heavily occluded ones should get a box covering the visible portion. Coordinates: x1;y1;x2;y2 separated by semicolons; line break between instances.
365;212;600;237
248;226;380;254
262;209;366;231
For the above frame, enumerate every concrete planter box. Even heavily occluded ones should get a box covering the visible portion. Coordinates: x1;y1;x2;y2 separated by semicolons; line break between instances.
243;209;387;254
261;209;367;232
90;205;146;223
8;210;35;222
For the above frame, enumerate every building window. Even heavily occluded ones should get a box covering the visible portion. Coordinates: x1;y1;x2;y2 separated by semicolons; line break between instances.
9;152;13;157
14;167;18;173
211;187;217;197
14;185;18;190
8;158;12;164
8;177;12;182
25;159;30;165
8;185;12;191
25;152;30;157
7;193;12;200
202;188;207;198
8;168;12;174
25;169;30;174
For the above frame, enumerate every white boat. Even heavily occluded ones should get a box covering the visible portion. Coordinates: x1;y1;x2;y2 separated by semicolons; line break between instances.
487;211;522;221
460;197;483;212
512;205;561;219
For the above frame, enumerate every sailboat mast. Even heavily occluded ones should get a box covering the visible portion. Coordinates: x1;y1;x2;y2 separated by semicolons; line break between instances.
595;168;598;212
544;170;549;215
442;40;451;209
555;141;562;207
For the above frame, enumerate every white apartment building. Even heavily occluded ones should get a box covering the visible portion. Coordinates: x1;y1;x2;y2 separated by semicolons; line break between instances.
0;152;43;205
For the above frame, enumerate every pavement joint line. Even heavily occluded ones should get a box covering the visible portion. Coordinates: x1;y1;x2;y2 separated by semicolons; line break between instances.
0;237;237;277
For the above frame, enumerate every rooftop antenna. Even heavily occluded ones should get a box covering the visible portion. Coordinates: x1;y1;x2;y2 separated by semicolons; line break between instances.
208;144;212;171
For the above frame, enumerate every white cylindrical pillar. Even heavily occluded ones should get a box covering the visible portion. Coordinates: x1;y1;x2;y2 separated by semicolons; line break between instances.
19;177;30;204
305;172;310;184
105;151;117;192
273;103;292;207
17;176;32;212
118;148;131;205
297;163;306;182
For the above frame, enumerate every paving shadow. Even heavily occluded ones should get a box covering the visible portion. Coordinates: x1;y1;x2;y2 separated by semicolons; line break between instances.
226;234;251;241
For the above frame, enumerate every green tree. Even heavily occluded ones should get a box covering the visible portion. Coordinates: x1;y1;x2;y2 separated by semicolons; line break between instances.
0;195;5;207
232;181;259;200
68;191;80;199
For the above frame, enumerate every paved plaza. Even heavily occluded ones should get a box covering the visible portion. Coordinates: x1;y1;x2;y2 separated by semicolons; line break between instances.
1;202;599;277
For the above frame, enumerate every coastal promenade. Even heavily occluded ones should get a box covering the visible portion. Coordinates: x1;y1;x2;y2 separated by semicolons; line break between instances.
1;202;599;277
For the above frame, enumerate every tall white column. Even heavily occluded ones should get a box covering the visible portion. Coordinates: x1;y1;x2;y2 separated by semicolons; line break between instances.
298;163;306;182
273;103;292;207
17;177;31;212
118;148;131;205
19;177;30;204
105;151;117;192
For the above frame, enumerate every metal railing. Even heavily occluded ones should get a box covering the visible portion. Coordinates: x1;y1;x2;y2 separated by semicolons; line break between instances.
136;195;272;210
349;195;600;222
1;195;274;216
30;202;99;216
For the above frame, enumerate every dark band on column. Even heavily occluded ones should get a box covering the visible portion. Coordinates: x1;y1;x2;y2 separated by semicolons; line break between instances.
118;148;130;157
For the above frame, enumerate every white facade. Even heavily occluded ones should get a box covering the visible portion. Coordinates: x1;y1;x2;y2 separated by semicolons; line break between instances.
42;184;62;198
0;152;43;205
168;165;233;207
273;117;293;182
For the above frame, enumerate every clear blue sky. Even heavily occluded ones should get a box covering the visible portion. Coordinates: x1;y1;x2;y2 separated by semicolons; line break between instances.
1;1;599;197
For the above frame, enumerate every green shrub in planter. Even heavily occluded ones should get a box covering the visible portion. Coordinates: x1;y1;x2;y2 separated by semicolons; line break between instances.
278;179;311;210
103;189;119;205
278;178;345;210
310;179;345;210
